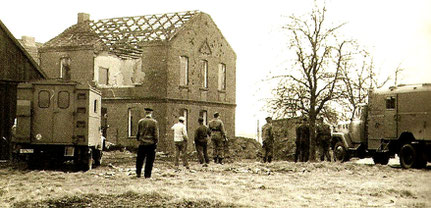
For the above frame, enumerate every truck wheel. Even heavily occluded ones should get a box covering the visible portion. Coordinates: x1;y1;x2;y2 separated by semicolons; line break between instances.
334;141;349;162
399;144;416;169
373;153;389;165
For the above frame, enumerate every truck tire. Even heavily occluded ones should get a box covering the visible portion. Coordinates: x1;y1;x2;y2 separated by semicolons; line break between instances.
399;143;416;169
333;141;349;162
372;153;389;165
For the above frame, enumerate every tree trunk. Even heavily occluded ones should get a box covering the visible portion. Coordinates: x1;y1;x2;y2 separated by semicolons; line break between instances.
309;112;317;162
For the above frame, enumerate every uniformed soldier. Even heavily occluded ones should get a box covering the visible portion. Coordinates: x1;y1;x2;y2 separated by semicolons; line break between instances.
317;117;331;161
208;112;226;164
262;116;275;163
295;117;310;162
135;108;159;178
194;117;210;166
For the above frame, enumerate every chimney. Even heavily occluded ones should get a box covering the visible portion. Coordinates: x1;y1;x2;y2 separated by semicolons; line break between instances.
78;13;90;24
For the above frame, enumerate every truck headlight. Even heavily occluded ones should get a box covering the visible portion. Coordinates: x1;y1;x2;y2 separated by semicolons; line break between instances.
35;134;42;141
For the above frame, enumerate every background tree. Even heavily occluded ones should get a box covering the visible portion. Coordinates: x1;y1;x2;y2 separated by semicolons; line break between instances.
267;3;355;161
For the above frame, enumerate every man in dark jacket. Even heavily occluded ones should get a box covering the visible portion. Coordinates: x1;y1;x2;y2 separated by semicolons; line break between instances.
317;117;331;161
194;117;210;166
295;117;310;162
135;108;159;178
262;117;275;163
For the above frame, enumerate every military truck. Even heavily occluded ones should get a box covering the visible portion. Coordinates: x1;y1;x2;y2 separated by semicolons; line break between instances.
332;84;431;169
11;80;103;170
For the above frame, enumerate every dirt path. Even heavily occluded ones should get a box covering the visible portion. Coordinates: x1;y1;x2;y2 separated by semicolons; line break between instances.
1;151;430;207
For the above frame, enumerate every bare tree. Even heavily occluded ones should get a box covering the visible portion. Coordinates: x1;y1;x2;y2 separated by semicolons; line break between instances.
267;3;354;161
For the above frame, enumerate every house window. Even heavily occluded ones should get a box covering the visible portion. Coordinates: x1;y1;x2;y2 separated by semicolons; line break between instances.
179;108;188;131
218;63;226;90
201;60;208;88
128;108;141;137
60;57;71;80
199;110;208;125
386;96;396;110
99;67;109;85
180;56;189;86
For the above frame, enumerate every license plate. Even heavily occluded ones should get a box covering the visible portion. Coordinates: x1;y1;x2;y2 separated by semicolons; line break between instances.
20;149;34;154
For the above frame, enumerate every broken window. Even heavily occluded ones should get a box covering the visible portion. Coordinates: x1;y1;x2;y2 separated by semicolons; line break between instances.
386;96;396;109
180;56;189;86
99;67;109;85
201;60;208;88
60;57;71;80
218;63;226;90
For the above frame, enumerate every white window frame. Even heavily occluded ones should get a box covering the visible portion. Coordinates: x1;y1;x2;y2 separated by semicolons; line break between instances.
201;60;208;88
180;56;189;86
218;63;226;90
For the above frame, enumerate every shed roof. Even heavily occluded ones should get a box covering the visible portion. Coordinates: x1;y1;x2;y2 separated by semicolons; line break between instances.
42;10;200;59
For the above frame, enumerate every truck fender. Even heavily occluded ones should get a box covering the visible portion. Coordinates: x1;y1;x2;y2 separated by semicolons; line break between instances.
331;132;350;149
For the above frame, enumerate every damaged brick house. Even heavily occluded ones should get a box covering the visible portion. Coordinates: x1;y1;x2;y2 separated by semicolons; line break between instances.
38;11;236;152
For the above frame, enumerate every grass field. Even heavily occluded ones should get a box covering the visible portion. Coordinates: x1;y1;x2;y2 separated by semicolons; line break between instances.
1;150;430;207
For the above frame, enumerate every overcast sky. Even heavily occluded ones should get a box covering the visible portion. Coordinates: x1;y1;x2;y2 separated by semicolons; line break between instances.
1;0;430;138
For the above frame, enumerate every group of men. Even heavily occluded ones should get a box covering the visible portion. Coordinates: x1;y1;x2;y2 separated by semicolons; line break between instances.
135;108;227;178
295;117;332;162
261;116;332;163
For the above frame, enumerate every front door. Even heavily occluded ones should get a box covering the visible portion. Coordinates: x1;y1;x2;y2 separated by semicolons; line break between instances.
384;95;398;139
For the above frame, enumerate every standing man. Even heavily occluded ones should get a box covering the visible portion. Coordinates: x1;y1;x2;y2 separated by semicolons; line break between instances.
136;108;159;178
317;117;331;161
171;116;189;170
262;116;275;163
208;112;226;164
295;117;310;162
194;117;210;166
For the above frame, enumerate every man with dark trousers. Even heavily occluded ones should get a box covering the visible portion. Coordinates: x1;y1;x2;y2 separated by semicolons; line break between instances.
262;116;275;163
295;117;310;162
208;112;226;164
194;117;210;166
317;117;331;161
135;108;159;178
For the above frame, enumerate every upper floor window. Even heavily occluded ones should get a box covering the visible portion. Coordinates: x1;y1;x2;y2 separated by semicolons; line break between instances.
201;60;208;88
60;57;71;80
99;67;109;85
386;96;396;110
218;63;226;90
180;56;189;86
58;91;70;109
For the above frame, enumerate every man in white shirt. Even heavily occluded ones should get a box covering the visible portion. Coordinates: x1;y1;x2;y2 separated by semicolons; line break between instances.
171;116;189;169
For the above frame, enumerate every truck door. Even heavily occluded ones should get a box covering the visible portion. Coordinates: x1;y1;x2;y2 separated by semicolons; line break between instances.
384;95;398;139
33;85;74;144
397;91;428;140
52;85;74;144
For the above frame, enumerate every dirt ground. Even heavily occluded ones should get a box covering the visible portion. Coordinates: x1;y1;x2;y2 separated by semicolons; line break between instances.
0;150;430;208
